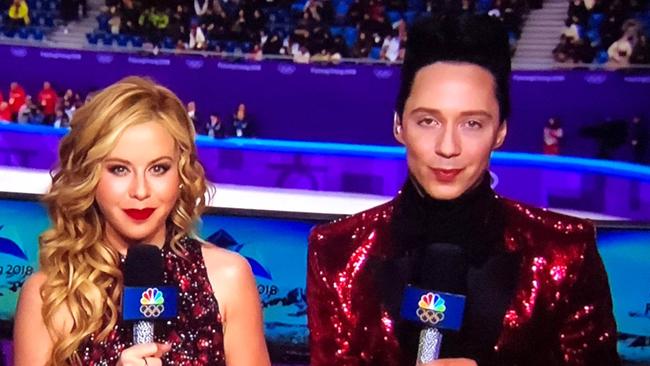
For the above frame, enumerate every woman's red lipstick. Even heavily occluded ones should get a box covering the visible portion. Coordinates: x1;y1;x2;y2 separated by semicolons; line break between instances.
431;168;463;183
123;208;155;220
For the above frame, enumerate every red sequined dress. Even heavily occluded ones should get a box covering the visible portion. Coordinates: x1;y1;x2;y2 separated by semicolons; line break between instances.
77;238;226;365
307;176;620;366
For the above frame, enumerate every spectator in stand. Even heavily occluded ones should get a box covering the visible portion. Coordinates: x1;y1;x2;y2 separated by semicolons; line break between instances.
232;103;253;137
249;9;266;38
607;35;633;66
562;17;582;43
262;33;283;54
311;48;331;63
630;116;648;164
206;113;226;138
606;20;640;66
543;117;564;155
38;82;58;125
293;44;311;63
118;0;140;34
360;11;391;40
304;0;324;24
108;6;122;34
293;12;313;46
0;102;12;123
8;0;30;29
307;27;332;57
346;0;366;24
8;82;26;121
249;43;263;60
194;0;210;17
139;6;169;46
168;4;190;44
352;31;372;58
53;108;71;128
381;30;401;62
189;21;207;49
567;0;588;26
553;35;573;62
24;96;45;124
62;88;81;120
74;92;84;109
187;101;202;134
7;81;26;121
386;0;406;11
230;9;247;41
631;34;650;64
17;96;32;123
330;35;349;61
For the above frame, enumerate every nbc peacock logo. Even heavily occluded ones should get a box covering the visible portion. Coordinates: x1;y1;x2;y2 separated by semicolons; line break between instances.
139;288;165;318
416;292;446;326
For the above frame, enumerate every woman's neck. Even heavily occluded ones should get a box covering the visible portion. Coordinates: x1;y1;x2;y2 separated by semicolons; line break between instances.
104;225;166;256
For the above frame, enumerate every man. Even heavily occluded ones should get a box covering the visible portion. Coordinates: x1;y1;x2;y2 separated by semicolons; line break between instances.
37;82;58;124
187;101;202;134
8;82;26;121
307;14;619;366
206;114;225;138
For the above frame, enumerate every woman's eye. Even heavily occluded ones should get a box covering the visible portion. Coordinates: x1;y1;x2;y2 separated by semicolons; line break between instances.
108;165;129;176
151;164;171;175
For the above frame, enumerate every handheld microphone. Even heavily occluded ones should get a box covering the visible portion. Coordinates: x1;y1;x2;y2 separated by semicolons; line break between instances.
122;244;178;344
400;243;468;365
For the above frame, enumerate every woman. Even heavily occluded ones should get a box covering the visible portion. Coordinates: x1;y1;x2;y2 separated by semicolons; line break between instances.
543;117;563;155
14;77;270;366
231;104;253;138
307;14;619;366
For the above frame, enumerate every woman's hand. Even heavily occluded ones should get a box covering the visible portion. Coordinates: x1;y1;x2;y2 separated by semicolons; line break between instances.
117;343;171;366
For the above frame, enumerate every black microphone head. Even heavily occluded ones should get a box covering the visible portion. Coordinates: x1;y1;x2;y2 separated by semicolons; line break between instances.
123;244;164;287
415;243;468;295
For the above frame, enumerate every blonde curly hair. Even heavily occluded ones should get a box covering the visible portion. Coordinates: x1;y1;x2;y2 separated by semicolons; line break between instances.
39;76;207;365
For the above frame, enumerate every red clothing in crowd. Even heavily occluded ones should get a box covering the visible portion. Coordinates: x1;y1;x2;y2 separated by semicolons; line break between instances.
9;85;26;114
0;103;12;121
38;87;58;116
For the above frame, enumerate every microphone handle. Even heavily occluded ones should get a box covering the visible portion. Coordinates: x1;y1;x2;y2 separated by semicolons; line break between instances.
133;320;155;344
416;327;442;365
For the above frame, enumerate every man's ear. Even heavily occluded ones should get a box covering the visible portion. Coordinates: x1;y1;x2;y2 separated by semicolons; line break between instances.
493;120;508;149
394;112;405;145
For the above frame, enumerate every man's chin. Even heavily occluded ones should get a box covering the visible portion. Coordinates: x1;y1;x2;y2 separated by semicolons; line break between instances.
422;185;465;201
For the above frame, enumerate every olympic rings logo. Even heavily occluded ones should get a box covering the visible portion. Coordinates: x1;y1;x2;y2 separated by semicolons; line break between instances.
140;304;165;318
416;308;444;325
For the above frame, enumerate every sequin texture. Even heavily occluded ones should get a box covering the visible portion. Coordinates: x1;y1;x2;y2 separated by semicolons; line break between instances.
77;238;226;365
307;194;620;365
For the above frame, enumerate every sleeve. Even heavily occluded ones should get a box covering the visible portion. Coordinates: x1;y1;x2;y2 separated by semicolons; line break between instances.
557;225;620;365
307;228;360;366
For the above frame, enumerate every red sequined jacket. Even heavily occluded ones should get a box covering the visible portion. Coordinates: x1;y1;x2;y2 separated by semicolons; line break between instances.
307;196;619;365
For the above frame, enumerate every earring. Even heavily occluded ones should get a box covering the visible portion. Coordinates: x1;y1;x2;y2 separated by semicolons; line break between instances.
179;183;184;189
393;112;402;134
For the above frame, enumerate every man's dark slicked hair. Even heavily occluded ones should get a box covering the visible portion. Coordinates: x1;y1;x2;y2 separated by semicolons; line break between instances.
395;14;511;123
